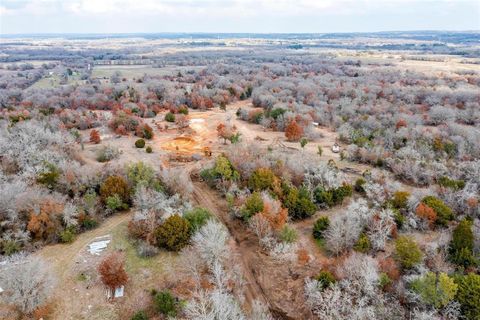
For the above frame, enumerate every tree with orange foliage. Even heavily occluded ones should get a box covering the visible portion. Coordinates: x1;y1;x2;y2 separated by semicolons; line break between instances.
415;203;437;227
260;198;288;231
98;252;128;298
27;200;64;241
379;257;400;281
285;120;303;142
216;122;237;144
89;129;101;144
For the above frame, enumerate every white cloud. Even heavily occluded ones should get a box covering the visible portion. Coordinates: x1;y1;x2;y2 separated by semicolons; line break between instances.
1;0;477;33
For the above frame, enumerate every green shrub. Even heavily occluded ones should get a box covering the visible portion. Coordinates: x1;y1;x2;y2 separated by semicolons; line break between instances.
59;228;76;243
313;216;330;239
394;236;423;269
270;107;286;120
410;272;458;308
156;215;191;251
317;146;323;156
36;162;60;189
184;207;212;232
314;187;334;207
81;216;98;230
391;191;410;209
438;176;465;190
248;168;278;192
354;233;371;253
314;184;352;207
229;132;241;144
1;240;21;256
178;105;189;115
454;273;480;320
331;184;353;204
127;162;162;190
379;273;392;290
131;310;148;320
165;112;175;122
135;139;145;148
200;168;217;184
354;178;366;193
284;186;316;220
106;194;128;211
449;219;477;268
315;271;336;290
300;138;308;149
95;145;120;162
146;146;153;153
203;155;240;183
279;225;298;243
422;196;453;226
241;192;264;220
251;111;263;124
153;290;177;317
392;208;405;229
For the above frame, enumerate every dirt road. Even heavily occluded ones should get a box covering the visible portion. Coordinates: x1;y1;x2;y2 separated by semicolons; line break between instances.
35;211;132;281
191;179;315;319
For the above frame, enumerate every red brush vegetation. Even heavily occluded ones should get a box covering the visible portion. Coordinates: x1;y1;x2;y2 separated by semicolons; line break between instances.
89;129;101;144
285;120;303;142
98;252;128;294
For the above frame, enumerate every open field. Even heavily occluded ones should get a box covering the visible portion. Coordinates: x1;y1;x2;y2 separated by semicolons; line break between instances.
91;65;205;81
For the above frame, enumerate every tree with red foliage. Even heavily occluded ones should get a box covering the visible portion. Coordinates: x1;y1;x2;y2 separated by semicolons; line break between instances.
98;252;128;298
395;119;407;129
285;120;303;142
90;129;101;144
415;203;437;228
135;123;154;139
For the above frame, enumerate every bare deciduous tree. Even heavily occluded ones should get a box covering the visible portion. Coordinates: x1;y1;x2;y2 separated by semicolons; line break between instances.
0;256;55;314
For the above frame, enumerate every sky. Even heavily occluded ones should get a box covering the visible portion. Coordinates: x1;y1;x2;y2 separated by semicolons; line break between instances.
0;0;479;34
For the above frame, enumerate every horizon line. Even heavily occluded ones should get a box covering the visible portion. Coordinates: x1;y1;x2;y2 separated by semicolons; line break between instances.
1;30;479;37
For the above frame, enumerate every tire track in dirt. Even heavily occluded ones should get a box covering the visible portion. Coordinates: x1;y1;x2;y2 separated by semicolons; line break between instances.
190;181;270;309
191;180;314;319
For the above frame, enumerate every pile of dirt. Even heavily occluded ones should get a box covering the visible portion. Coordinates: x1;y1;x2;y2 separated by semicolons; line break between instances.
161;136;200;154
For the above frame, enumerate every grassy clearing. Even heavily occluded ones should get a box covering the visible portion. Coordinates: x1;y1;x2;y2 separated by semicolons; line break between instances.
91;65;205;80
30;74;86;89
110;222;176;275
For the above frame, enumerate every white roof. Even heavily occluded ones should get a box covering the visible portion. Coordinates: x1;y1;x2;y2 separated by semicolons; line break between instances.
114;286;124;298
88;235;111;255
